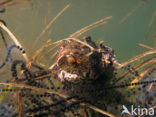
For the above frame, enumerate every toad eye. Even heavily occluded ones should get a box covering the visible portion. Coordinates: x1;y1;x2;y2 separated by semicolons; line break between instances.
76;59;82;65
67;56;75;63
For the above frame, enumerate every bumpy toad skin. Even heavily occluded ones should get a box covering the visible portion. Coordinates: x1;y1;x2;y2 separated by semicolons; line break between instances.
53;36;120;83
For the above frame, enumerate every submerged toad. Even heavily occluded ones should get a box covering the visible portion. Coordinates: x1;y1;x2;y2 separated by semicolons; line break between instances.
52;36;120;83
51;36;128;112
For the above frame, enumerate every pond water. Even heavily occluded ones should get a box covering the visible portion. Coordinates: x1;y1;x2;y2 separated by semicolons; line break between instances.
0;0;156;117
1;0;156;62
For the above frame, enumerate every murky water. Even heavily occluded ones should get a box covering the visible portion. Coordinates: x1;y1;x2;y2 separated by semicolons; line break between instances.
0;0;155;61
0;0;156;117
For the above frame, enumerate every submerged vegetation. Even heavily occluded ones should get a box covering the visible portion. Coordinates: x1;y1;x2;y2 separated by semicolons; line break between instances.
0;0;156;117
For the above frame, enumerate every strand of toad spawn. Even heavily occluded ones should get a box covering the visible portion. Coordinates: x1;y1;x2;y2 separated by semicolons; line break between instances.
0;22;28;61
0;22;28;103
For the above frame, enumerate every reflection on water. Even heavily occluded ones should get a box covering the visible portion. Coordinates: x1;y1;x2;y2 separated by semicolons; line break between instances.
0;0;156;116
